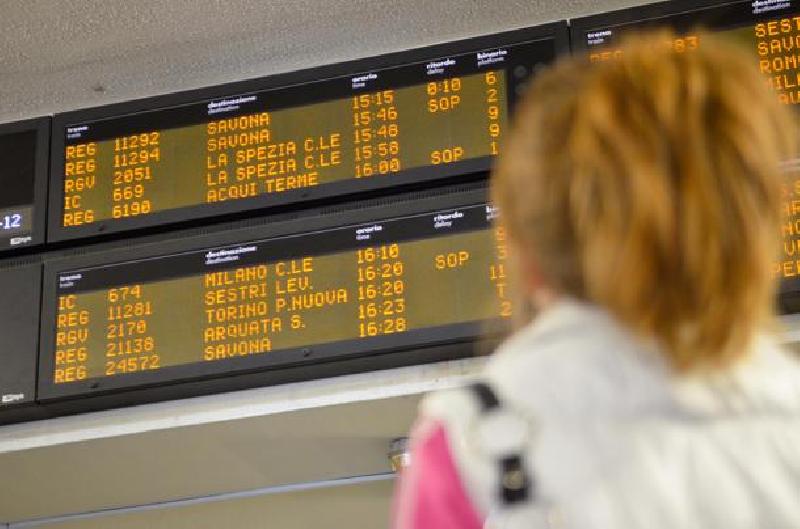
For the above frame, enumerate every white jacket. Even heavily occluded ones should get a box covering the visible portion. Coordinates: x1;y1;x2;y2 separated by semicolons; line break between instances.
423;300;800;528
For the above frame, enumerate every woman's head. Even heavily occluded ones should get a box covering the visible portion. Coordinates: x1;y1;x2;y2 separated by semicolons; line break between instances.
492;31;796;372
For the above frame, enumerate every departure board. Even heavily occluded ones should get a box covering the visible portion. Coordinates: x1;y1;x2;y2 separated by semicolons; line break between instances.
40;201;509;398
571;0;800;304
49;24;568;242
0;118;48;250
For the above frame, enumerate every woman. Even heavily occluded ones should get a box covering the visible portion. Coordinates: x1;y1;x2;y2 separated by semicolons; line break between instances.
393;32;800;528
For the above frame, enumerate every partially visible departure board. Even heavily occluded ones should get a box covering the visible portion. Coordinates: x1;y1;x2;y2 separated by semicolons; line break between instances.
0;118;49;250
0;263;41;409
570;0;800;306
49;23;568;242
39;200;509;398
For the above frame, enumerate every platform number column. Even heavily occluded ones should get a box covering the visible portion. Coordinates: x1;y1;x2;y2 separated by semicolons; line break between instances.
485;72;502;155
490;225;512;318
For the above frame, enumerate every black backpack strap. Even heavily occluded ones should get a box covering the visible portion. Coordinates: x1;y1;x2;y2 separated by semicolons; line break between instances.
468;382;534;506
471;381;500;411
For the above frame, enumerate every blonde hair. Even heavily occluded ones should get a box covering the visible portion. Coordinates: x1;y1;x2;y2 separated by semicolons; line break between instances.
492;31;796;372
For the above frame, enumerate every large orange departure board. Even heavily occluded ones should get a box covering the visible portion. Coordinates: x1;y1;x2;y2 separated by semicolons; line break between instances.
48;24;568;242
571;0;800;308
39;196;509;398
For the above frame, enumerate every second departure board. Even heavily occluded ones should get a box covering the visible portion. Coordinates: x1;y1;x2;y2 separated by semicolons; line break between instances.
49;23;568;242
571;0;800;307
39;197;509;399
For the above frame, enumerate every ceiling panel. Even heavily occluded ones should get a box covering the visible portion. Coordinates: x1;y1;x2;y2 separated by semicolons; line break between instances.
0;0;655;122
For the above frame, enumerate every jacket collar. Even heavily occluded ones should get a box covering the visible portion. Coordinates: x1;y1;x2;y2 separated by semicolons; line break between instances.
495;298;800;417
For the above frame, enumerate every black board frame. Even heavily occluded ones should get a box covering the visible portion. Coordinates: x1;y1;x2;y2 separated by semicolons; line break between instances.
29;184;500;423
48;22;569;244
569;0;798;51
